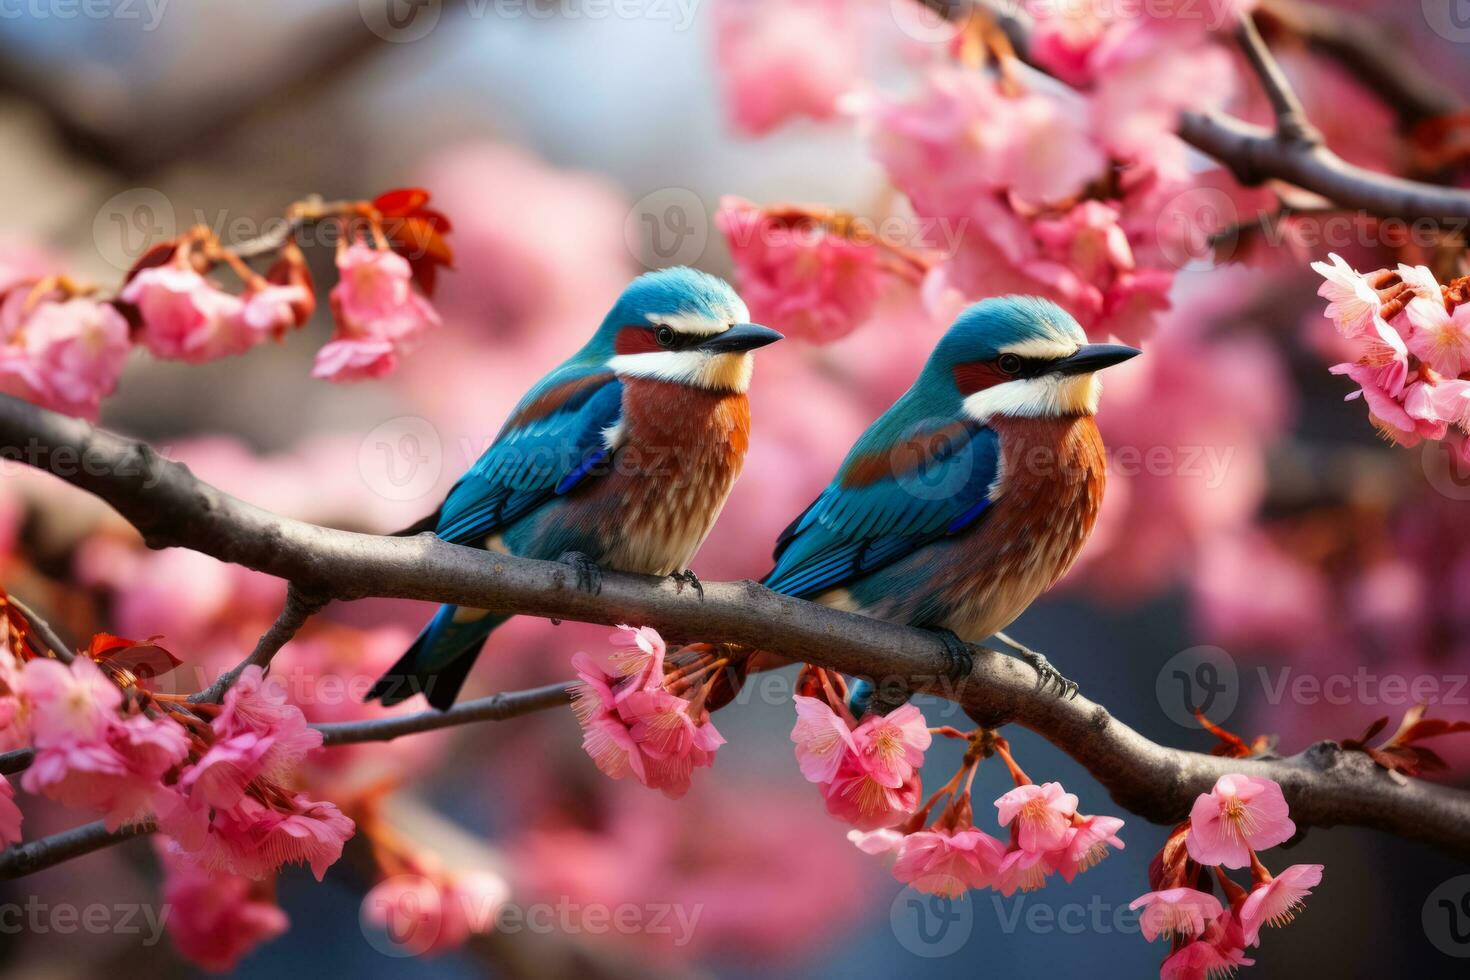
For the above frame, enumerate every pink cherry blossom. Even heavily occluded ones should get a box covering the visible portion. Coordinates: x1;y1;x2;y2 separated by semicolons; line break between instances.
238;282;312;339
1312;253;1389;339
212;664;323;783
120;263;252;363
713;0;860;136
1186;774;1295;869
1160;909;1255;979
1129;887;1225;943
1051;813;1126;882
156;842;289;970
847;827;904;854
995;781;1079;852
716;198;885;344
1405;296;1470;378
22;692;189;831
10;297;130;419
791;694;856;784
850;703;931;788
992;845;1051;896
0;773;20;845
310;337;398;381
317;244;440;381
568;626;723;799
21;656;122;743
892;828;1007;898
821;756;921;831
187;792;355;881
1238;863;1323;946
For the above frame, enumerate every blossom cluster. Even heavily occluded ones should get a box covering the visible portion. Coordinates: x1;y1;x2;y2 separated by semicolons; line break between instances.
0;189;451;421
0;606;356;970
1131;774;1324;979
0;261;131;420
570;625;726;799
1313;254;1470;460
2;646;355;881
715;0;1274;347
790;670;1124;898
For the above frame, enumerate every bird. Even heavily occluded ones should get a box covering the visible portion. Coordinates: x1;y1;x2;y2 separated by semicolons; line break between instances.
366;267;782;710
761;296;1139;707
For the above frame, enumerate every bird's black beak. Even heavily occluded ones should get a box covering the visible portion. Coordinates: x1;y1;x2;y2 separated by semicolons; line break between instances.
697;323;783;354
1052;343;1141;376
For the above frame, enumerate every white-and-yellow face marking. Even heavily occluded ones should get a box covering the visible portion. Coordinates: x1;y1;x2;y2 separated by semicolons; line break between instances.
961;337;1102;422
606;299;757;393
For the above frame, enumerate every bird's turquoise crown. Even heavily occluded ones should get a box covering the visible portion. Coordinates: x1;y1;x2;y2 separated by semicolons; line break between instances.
930;296;1088;368
593;267;748;341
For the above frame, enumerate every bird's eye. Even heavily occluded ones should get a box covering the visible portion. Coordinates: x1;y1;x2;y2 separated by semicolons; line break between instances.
997;353;1023;376
654;326;676;348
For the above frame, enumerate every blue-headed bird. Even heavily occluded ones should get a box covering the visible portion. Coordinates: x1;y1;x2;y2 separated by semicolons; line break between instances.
366;267;782;710
762;296;1139;705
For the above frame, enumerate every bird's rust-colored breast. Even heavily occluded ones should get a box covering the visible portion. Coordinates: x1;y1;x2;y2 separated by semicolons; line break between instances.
598;379;752;574
935;413;1106;638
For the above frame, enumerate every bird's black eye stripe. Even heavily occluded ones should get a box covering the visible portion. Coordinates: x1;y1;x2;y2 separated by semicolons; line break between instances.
995;353;1050;378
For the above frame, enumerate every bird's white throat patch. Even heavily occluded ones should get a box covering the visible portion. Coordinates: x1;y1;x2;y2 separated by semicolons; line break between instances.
607;350;755;392
962;373;1101;421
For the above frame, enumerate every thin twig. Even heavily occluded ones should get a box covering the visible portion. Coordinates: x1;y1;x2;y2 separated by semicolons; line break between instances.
8;595;75;664
189;585;327;704
1236;9;1320;144
0;820;153;879
317;682;573;745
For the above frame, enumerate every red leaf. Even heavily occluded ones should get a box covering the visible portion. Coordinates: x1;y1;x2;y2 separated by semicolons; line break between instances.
373;187;430;217
390;215;454;268
89;633;181;681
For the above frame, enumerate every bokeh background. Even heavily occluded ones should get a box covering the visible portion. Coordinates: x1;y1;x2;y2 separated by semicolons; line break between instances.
0;0;1468;976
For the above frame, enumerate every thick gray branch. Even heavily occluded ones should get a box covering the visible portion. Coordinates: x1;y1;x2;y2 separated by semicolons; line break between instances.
1;395;1468;864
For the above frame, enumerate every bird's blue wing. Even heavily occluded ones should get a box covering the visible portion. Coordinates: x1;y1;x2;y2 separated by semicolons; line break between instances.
763;418;999;599
436;364;623;546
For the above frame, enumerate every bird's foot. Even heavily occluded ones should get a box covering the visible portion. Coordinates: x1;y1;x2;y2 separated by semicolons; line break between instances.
669;569;704;598
930;628;976;684
558;552;603;595
995;631;1078;700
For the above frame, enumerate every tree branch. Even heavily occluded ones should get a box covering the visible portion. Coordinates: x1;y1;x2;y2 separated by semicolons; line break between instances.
1259;0;1462;128
190;585;326;704
315;682;573;746
950;0;1470;223
0;819;153;879
1;396;1468;864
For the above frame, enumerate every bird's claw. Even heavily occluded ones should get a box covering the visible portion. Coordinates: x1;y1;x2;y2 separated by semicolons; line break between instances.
670;569;704;598
559;552;603;595
1015;647;1078;700
931;628;975;684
